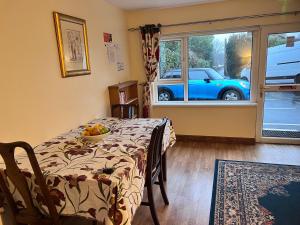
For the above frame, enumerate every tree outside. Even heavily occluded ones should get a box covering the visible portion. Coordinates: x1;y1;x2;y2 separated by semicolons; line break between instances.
268;35;286;47
188;35;214;68
160;32;255;79
224;33;252;79
159;40;181;77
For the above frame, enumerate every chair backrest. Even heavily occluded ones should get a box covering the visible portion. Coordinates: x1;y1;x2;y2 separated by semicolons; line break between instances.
146;118;168;183
0;141;60;224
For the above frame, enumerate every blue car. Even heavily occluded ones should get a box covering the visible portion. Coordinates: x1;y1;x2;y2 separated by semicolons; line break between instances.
158;68;250;101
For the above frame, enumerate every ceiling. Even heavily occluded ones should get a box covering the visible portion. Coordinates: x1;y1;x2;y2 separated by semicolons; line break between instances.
105;0;224;10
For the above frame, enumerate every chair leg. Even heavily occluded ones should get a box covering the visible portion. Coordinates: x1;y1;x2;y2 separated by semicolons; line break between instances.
162;152;167;181
158;170;169;205
147;184;160;225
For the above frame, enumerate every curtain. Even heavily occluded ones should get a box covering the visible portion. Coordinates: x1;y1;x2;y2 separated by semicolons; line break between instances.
140;24;161;118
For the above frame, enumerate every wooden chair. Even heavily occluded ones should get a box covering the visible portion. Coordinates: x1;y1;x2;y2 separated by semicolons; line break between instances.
142;119;169;225
0;142;96;225
162;119;173;182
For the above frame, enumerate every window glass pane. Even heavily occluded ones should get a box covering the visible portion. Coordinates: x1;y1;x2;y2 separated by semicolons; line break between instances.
157;84;184;101
266;32;300;85
159;40;182;79
263;92;300;138
188;32;252;101
188;70;209;80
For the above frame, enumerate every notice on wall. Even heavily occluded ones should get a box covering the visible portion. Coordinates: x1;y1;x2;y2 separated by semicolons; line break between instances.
103;32;112;43
104;42;124;71
286;36;295;47
116;44;124;71
103;32;124;71
105;42;117;64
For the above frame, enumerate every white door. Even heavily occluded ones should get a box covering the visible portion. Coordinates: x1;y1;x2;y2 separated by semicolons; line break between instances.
256;23;300;144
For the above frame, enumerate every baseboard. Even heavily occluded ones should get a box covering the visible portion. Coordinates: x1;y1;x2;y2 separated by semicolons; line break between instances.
176;134;255;144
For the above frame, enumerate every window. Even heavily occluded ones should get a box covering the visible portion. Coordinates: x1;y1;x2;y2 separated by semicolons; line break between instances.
265;32;300;85
157;84;184;101
155;31;253;103
189;70;210;80
157;39;184;101
159;40;182;80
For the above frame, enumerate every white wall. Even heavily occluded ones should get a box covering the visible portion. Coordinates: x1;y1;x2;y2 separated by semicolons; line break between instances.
0;0;131;146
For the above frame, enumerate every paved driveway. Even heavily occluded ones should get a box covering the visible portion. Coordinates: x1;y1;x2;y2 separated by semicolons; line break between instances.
263;92;300;132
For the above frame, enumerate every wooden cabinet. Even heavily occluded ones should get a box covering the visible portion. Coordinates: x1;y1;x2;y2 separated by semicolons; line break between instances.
108;81;139;119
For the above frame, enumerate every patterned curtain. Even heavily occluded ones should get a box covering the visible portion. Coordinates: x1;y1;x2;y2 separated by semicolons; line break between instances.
140;24;161;118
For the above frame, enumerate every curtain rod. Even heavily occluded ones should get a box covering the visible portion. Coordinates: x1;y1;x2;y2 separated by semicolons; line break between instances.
128;10;300;31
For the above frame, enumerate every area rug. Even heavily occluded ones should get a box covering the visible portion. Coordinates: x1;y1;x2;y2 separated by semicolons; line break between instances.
209;160;300;225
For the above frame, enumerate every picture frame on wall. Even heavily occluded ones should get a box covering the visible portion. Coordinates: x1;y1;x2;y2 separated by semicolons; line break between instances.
53;12;91;77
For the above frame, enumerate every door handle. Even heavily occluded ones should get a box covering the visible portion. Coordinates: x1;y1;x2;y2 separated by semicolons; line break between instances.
259;85;270;98
278;85;297;90
260;85;298;98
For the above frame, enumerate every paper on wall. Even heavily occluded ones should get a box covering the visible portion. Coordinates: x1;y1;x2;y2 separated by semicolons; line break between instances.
105;43;124;71
103;32;112;43
115;44;124;71
105;43;116;64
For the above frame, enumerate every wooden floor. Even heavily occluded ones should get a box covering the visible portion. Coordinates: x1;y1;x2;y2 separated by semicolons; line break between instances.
132;140;300;225
2;141;299;225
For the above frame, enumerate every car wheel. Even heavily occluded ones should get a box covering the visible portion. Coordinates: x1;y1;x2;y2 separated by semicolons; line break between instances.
158;90;172;101
222;89;242;101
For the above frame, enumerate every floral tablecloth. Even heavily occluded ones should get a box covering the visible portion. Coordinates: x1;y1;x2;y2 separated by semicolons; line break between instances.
0;118;176;225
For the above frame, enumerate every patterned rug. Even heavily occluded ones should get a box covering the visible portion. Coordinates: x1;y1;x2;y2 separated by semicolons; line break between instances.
209;160;300;225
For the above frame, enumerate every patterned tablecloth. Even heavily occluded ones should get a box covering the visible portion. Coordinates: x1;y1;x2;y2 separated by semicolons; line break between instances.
0;118;176;225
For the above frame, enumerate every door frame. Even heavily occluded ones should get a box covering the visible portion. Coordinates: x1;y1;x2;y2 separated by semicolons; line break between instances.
256;22;300;144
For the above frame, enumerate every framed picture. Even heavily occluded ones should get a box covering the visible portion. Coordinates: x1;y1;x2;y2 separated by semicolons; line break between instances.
53;12;91;77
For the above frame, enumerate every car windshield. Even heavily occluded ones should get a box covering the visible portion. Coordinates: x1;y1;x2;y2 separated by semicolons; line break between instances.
206;68;224;80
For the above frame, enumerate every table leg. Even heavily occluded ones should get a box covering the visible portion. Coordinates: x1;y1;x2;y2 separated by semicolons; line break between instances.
162;152;167;181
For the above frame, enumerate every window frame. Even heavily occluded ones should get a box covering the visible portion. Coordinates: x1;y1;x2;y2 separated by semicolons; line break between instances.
152;26;260;105
158;38;185;82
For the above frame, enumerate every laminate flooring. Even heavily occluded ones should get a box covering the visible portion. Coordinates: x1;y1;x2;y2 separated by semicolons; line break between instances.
132;141;300;225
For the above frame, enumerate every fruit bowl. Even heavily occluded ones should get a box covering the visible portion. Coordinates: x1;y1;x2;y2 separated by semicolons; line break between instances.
82;131;110;142
81;124;110;142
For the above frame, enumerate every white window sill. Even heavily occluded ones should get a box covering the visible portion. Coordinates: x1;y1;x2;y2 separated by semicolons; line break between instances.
152;101;257;107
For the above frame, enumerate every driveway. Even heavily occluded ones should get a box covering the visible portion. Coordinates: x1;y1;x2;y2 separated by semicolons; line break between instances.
263;92;300;133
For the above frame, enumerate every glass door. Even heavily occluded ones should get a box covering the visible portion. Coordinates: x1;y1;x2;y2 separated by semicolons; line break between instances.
257;24;300;143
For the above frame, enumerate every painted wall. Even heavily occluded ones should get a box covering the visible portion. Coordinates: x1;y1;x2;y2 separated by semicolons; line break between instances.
126;0;300;138
0;0;131;146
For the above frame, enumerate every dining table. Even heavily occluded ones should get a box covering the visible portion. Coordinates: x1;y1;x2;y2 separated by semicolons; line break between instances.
0;117;176;225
